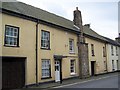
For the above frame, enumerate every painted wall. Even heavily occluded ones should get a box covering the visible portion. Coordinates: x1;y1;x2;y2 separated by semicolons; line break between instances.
37;24;79;83
2;13;79;85
0;13;2;56
85;37;107;75
2;14;36;85
119;47;120;70
106;44;119;72
0;13;2;90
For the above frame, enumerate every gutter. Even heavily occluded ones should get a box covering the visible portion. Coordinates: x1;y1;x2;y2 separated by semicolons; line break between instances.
36;20;39;86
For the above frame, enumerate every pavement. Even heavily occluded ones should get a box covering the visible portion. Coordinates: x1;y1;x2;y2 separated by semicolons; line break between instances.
29;72;119;89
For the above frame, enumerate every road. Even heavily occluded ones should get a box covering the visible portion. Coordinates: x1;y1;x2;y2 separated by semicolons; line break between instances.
53;73;119;89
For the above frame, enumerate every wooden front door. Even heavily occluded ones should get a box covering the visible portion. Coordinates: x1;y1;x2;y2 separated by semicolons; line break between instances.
2;57;25;89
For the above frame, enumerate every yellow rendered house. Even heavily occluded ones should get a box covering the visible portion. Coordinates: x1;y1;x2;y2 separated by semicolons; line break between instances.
1;1;120;89
1;2;80;89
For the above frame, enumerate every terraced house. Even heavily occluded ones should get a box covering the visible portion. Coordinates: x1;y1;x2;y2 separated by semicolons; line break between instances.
83;25;108;76
0;1;120;89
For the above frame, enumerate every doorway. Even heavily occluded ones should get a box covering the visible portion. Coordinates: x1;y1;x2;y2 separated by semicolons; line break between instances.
91;61;95;76
55;60;60;82
2;57;25;89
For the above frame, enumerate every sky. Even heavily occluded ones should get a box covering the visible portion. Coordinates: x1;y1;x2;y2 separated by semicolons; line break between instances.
9;0;120;39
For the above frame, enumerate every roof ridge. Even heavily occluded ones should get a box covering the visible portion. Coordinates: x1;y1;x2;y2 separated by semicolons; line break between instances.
16;1;73;23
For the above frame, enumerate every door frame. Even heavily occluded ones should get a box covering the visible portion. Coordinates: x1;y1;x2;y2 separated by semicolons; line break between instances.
54;59;62;83
91;61;95;76
55;60;60;82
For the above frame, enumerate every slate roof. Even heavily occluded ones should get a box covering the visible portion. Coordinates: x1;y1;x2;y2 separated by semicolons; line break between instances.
103;36;120;46
1;1;79;32
83;26;107;42
1;1;120;46
83;25;120;46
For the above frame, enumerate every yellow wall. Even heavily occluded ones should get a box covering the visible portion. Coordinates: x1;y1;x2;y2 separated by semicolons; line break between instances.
85;37;107;75
0;13;2;56
37;24;79;82
2;14;36;85
2;13;79;85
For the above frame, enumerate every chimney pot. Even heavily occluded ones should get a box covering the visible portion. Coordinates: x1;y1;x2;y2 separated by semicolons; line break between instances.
76;7;78;10
84;24;90;28
73;7;82;28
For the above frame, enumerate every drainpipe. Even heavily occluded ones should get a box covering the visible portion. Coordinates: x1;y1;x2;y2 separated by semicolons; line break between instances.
105;43;108;72
36;20;39;86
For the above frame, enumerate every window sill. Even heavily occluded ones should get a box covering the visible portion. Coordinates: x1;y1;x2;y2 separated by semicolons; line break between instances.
41;77;52;80
70;73;76;76
41;48;51;50
4;45;20;48
69;52;75;54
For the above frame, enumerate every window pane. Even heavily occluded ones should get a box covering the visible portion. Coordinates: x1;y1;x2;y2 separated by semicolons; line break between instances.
70;60;75;73
69;39;74;52
41;60;50;78
41;31;50;49
5;26;18;46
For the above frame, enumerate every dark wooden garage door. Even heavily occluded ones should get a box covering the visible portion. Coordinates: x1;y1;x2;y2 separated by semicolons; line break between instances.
2;57;25;89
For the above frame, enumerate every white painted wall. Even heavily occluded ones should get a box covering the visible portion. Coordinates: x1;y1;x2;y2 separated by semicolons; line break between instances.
106;44;119;72
118;47;120;70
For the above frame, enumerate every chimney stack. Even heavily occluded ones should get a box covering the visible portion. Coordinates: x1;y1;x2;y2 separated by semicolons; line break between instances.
73;7;83;29
115;33;120;43
73;7;90;79
84;24;90;28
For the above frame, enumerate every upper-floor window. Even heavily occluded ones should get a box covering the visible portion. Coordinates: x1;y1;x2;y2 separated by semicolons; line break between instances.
103;47;106;57
91;44;95;56
69;39;75;53
41;30;50;49
41;59;51;78
5;25;19;47
111;45;114;55
116;46;118;56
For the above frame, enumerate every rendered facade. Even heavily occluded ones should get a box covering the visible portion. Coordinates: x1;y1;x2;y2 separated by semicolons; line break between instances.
0;1;120;89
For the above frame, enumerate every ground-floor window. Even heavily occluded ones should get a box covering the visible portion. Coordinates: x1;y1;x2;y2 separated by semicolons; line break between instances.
70;59;76;75
41;59;51;78
104;61;107;71
112;60;114;71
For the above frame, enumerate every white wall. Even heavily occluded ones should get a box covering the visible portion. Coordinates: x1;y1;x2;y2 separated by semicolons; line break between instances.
107;44;119;72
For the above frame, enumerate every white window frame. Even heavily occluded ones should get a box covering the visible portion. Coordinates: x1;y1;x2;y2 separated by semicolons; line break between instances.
41;59;51;78
70;59;76;75
69;39;75;53
5;25;19;46
41;30;50;49
91;44;95;56
111;45;114;55
116;46;118;56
